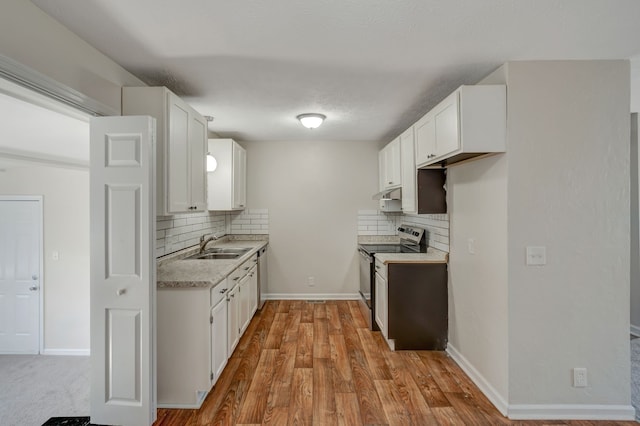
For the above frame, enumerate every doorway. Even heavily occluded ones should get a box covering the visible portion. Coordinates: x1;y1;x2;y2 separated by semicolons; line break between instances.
0;77;92;424
0;197;42;354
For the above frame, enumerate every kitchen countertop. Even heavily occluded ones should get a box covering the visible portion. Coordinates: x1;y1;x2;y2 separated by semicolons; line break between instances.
375;247;448;264
157;238;268;289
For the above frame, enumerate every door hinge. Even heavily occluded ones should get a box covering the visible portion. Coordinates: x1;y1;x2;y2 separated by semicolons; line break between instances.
210;316;213;324
211;372;214;380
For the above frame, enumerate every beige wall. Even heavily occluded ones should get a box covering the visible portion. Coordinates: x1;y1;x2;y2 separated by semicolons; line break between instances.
0;0;143;114
448;61;632;418
242;140;379;296
0;166;90;353
507;60;630;409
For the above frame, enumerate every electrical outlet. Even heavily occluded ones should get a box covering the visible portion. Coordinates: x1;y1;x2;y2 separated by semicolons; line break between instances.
308;276;315;287
52;251;59;261
573;367;587;387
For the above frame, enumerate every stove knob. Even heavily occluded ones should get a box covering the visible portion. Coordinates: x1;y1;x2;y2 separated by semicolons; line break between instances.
413;231;419;236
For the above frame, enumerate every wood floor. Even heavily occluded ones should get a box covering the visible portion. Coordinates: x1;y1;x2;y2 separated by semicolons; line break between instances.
154;301;636;426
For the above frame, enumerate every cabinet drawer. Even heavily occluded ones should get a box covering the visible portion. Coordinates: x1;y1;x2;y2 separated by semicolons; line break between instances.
228;253;258;285
374;258;387;280
211;278;229;307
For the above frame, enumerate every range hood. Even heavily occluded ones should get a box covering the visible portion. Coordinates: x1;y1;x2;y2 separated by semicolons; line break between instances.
373;188;402;212
372;187;401;201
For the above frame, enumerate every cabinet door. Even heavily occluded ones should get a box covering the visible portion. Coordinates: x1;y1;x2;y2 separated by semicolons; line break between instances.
434;91;460;158
374;272;388;338
400;127;416;213
248;266;258;317
167;93;191;213
379;139;401;190
415;113;436;166
210;299;228;384
189;114;207;211
227;286;240;357
238;273;251;333
232;143;246;209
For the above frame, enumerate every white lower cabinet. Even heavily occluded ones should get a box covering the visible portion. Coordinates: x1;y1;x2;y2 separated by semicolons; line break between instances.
157;249;263;408
227;284;240;358
210;294;228;385
374;270;388;339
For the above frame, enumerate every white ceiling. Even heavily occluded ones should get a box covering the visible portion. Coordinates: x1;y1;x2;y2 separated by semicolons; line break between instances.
32;0;640;143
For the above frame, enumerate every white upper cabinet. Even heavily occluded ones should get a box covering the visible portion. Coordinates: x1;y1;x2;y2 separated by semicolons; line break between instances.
415;85;506;168
207;138;247;211
399;127;417;214
122;87;207;215
378;137;401;191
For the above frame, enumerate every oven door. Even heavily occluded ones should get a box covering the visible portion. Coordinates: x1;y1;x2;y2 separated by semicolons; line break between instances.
358;248;377;330
358;248;372;307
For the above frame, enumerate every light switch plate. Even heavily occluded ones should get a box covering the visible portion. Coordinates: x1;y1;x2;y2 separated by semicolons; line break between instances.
526;246;546;266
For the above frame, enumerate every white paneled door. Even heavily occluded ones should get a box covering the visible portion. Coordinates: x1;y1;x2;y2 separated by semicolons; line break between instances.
0;198;41;354
90;116;156;426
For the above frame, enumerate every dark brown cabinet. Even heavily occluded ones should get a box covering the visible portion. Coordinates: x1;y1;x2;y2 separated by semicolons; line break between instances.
417;169;447;214
387;262;448;350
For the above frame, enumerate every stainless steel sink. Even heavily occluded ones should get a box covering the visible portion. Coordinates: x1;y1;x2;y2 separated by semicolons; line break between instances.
186;247;251;260
204;247;251;254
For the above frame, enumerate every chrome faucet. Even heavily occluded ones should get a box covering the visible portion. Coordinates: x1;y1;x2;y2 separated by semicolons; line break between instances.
199;233;219;253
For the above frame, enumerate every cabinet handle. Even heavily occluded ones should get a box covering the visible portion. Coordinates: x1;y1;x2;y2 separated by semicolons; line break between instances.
231;294;235;298
244;267;250;271
219;288;228;293
388;181;393;184
233;277;240;281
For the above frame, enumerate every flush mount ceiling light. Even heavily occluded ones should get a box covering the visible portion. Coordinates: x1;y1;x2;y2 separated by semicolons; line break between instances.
206;152;217;172
297;113;326;129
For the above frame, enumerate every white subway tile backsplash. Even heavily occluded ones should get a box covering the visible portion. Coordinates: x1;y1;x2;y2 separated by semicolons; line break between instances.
356;209;450;252
156;209;270;257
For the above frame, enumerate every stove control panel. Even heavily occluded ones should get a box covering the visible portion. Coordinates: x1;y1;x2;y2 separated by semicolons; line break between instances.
397;224;425;246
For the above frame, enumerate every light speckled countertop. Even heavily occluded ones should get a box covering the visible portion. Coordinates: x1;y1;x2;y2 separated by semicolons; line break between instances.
157;238;268;289
374;247;448;264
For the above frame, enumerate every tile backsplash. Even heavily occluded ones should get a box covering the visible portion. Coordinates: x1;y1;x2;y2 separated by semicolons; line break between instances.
156;209;269;257
357;209;449;252
228;209;270;235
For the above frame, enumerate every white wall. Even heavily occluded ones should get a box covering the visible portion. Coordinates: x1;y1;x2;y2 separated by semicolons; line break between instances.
445;65;510;411
0;166;90;352
632;114;640;334
0;0;143;113
447;154;509;409
242;140;379;296
507;61;630;409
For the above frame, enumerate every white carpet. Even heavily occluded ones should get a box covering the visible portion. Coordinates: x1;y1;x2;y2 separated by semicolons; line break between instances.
0;355;89;426
632;338;640;420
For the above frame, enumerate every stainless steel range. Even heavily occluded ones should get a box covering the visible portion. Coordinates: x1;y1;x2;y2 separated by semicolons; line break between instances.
357;225;427;330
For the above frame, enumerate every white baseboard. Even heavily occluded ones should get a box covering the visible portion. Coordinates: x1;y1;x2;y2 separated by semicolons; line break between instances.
508;404;635;420
446;344;509;416
447;345;635;421
631;324;640;337
265;293;360;301
157;402;202;409
42;348;90;356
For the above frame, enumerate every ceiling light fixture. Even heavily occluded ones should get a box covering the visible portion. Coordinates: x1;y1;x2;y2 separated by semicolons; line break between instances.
297;113;326;129
207;152;217;172
203;115;214;124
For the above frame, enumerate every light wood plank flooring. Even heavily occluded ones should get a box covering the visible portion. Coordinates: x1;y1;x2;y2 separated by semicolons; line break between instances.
154;301;636;425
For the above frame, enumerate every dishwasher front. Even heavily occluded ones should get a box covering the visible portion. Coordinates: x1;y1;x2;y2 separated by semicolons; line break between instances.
257;245;268;309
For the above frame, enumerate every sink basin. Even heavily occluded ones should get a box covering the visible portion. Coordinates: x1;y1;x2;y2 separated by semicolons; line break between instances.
203;247;251;255
185;247;251;260
190;253;242;260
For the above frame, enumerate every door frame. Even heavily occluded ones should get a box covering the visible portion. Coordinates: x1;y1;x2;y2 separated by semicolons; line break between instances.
0;195;44;354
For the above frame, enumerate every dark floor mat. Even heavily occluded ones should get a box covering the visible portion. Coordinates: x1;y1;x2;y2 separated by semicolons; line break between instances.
42;417;106;426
